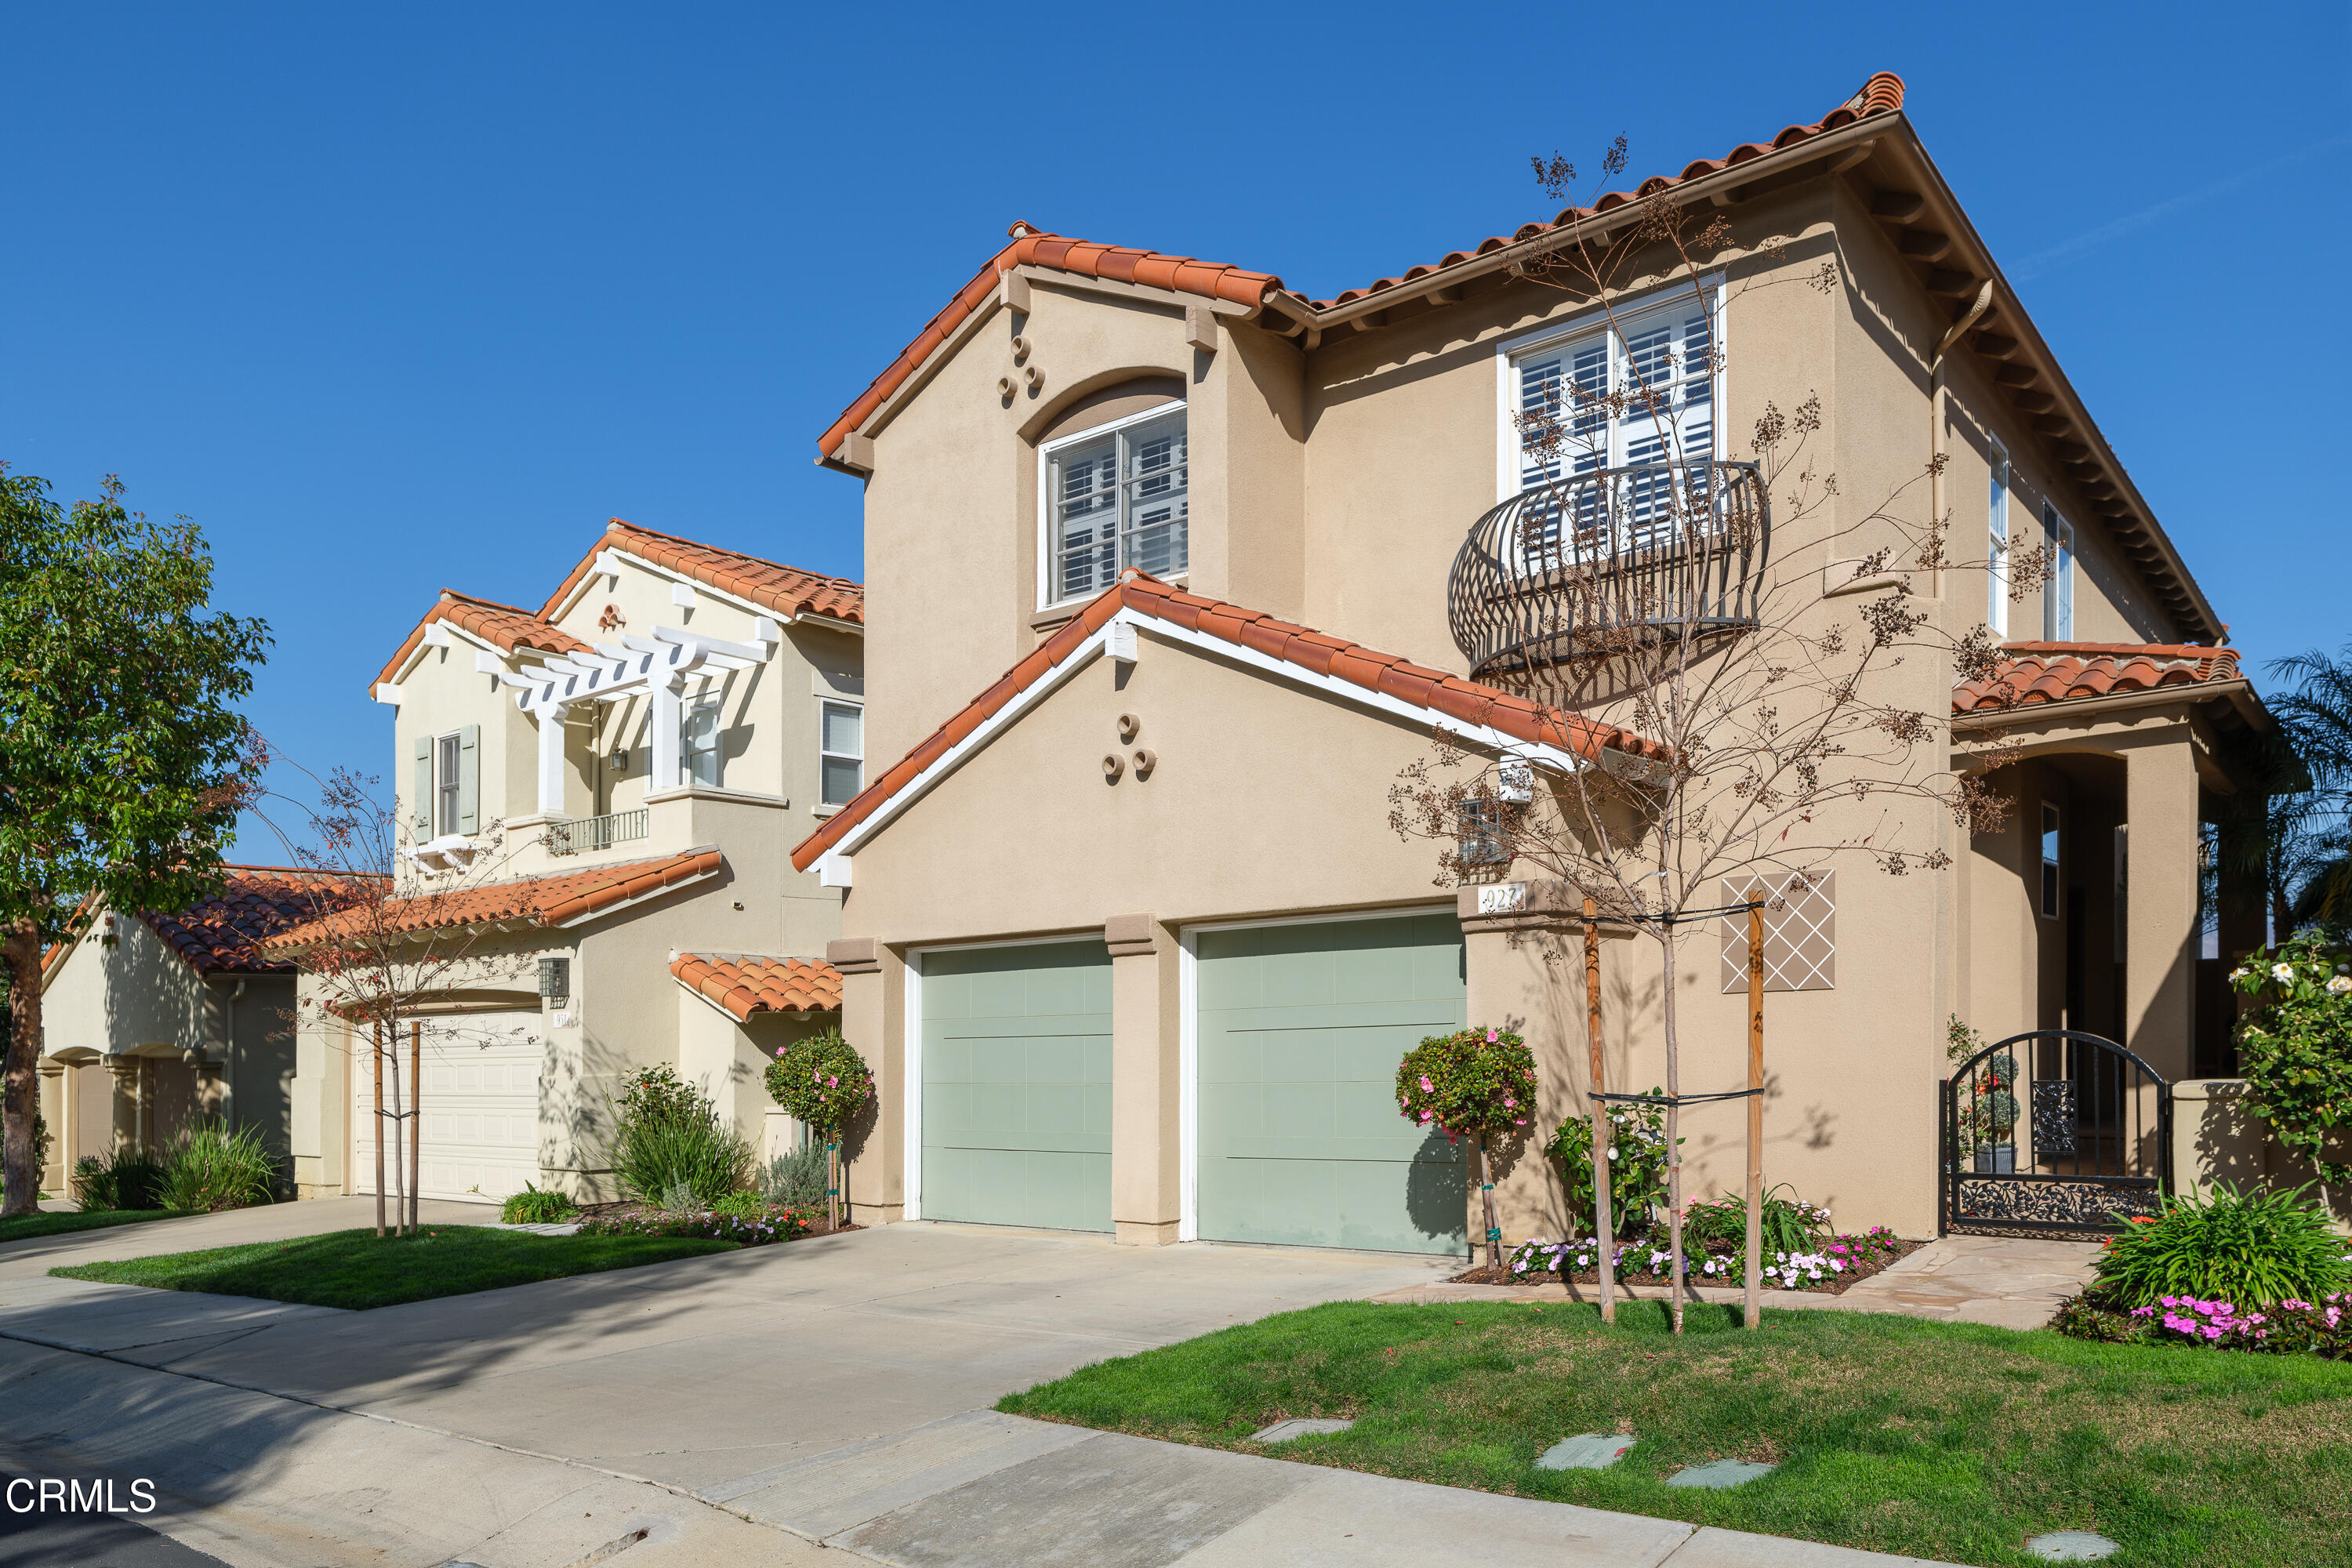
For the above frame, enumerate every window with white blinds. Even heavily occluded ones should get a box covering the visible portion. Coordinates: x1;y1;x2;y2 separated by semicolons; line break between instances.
1044;406;1188;606
1510;287;1719;556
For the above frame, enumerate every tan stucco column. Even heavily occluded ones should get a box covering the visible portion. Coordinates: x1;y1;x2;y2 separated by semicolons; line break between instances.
830;937;904;1224
2124;735;2201;1080
1105;914;1179;1246
102;1057;141;1157
36;1062;67;1194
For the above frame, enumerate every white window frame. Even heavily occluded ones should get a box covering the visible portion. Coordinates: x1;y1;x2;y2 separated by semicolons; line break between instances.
2041;801;2062;920
818;699;864;808
1493;274;1727;504
434;732;462;837
1036;401;1189;612
681;695;723;789
2042;503;2075;641
1987;439;2011;637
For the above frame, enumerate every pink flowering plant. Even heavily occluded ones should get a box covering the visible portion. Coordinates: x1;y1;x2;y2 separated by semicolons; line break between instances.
1396;1026;1537;1268
1501;1221;1904;1292
764;1030;877;1139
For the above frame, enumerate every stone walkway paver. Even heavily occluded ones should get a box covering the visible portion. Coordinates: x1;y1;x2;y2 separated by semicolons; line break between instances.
1371;1235;2102;1330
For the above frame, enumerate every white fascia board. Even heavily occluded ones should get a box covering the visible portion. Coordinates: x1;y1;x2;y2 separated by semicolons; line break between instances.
825;607;1587;864
372;683;403;706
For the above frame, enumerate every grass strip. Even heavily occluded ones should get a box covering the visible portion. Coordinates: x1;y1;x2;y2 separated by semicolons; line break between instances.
0;1209;189;1246
52;1225;738;1309
999;1298;2352;1568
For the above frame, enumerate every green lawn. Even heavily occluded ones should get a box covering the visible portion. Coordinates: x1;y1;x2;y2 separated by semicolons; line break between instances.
51;1225;739;1309
999;1300;2352;1568
0;1208;189;1246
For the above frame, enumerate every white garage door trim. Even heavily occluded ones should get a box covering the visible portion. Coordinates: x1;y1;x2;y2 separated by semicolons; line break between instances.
902;931;1110;1225
1178;904;1456;1244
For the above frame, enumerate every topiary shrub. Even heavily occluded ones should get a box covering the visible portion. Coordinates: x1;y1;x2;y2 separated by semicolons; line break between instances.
764;1032;874;1227
2092;1181;2350;1309
1395;1025;1536;1268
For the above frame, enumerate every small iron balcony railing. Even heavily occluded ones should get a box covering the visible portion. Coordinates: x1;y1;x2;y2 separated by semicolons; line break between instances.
546;808;648;858
1447;459;1769;686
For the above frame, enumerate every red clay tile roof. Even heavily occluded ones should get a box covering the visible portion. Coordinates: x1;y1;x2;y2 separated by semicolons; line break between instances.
815;74;1902;459
1310;72;1905;309
791;572;1666;873
816;224;1285;460
1952;642;2242;715
376;590;590;691
264;848;724;949
542;519;865;628
671;953;843;1021
144;866;384;975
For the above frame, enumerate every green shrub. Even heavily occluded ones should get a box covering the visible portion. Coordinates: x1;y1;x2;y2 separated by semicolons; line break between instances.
1395;1026;1536;1144
72;1148;164;1212
1545;1090;1679;1236
2092;1182;2351;1309
500;1182;579;1225
2229;931;2352;1190
1682;1183;1832;1258
760;1144;829;1208
608;1065;753;1206
578;1206;814;1246
764;1033;874;1140
156;1123;277;1213
711;1190;765;1219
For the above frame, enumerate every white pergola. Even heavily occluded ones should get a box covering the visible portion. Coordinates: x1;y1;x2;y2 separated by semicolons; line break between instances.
474;617;783;816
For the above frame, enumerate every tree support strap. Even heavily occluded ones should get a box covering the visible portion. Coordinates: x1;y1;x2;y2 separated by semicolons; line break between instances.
1594;1088;1764;1106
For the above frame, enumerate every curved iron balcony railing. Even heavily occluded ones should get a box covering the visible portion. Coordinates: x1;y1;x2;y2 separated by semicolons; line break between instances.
1448;459;1769;685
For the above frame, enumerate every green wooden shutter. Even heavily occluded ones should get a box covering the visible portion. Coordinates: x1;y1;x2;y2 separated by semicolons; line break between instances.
457;724;481;833
412;736;432;834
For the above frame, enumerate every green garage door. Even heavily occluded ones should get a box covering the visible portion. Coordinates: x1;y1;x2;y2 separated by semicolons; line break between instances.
1196;913;1468;1254
920;940;1112;1232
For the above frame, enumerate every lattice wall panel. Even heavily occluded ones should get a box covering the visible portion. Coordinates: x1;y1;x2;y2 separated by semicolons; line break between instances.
1719;872;1836;993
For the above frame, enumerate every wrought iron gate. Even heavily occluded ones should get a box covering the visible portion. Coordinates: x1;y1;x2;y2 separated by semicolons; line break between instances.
1940;1029;2171;1236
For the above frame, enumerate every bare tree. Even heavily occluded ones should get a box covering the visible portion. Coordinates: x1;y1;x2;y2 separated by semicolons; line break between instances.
253;763;543;1236
1393;144;2045;1330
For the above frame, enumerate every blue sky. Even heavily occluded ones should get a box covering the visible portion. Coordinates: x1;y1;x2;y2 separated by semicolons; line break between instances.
5;2;2344;858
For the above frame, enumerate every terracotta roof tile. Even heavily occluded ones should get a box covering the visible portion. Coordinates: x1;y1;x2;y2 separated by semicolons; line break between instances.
541;520;865;628
789;572;1667;873
264;848;723;950
1952;642;2241;715
816;75;1904;459
670;953;844;1022
143;866;383;974
816;223;1285;459
375;591;589;691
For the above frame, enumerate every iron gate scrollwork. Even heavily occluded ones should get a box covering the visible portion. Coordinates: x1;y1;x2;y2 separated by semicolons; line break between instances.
1940;1029;2170;1237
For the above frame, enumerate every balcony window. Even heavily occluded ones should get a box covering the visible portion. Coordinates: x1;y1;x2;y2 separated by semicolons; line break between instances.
820;700;863;807
682;699;722;788
1043;405;1187;607
1509;284;1719;557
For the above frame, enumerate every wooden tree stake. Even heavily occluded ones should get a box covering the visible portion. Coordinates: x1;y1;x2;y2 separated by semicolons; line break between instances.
1745;902;1765;1330
372;1022;385;1239
409;1021;423;1236
1585;898;1614;1323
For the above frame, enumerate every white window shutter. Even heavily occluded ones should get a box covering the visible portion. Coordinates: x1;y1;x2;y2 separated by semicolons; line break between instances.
412;736;432;834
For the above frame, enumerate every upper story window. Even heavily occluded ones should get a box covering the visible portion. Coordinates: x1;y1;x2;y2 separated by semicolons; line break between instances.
682;698;722;789
819;700;863;807
1042;405;1187;608
412;726;478;840
1505;284;1721;557
435;734;462;834
2042;504;2074;641
1987;441;2010;637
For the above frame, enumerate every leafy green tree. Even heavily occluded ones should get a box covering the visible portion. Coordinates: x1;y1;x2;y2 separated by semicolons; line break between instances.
0;469;269;1216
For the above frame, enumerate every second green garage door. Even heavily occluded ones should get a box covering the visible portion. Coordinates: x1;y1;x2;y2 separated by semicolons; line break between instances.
1196;913;1468;1254
920;940;1112;1232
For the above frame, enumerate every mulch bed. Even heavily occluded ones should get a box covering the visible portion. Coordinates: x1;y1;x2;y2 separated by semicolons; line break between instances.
1452;1235;1926;1297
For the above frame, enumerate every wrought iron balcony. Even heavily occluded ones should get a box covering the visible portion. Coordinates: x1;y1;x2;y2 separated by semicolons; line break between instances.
1448;460;1769;687
546;808;648;857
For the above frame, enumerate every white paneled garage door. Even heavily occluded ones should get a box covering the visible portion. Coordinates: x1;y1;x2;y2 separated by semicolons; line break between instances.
353;1012;542;1203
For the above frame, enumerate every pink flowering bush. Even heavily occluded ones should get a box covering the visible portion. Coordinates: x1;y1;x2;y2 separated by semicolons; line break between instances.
1394;1027;1537;1145
2055;1289;2352;1358
764;1030;877;1140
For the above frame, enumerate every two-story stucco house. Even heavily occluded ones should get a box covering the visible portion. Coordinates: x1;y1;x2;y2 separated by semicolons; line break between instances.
276;521;863;1203
788;71;2284;1256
